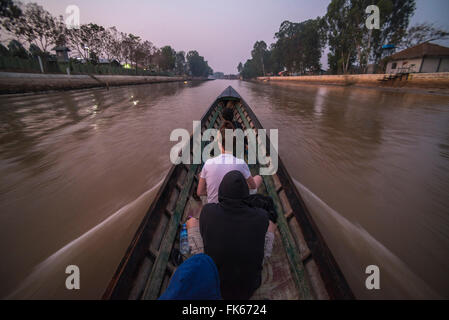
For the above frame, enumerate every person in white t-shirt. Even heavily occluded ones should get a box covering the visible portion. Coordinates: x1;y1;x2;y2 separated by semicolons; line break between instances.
197;120;262;203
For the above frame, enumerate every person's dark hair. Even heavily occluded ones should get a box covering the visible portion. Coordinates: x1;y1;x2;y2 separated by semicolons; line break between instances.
222;107;234;122
219;120;235;151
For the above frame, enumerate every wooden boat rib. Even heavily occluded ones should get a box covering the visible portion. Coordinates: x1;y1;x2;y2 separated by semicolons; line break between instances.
102;86;354;300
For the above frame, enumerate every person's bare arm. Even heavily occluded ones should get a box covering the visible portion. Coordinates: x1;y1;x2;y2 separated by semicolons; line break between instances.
197;177;207;196
246;176;257;190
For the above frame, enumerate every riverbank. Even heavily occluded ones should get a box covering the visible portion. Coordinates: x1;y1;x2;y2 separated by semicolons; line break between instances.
0;72;210;94
257;72;449;94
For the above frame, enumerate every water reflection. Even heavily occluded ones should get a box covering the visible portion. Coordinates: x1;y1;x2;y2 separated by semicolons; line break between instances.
242;81;449;299
0;81;210;298
313;86;327;116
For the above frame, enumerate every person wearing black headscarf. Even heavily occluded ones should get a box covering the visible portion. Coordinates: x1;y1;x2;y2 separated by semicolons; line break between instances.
199;170;270;300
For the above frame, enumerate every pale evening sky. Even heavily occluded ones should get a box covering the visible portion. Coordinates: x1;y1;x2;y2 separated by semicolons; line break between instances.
28;0;449;74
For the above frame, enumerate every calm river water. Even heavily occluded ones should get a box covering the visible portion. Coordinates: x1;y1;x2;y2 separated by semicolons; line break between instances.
0;80;448;299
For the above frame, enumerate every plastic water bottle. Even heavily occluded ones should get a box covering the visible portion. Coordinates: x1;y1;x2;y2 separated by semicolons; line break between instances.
180;224;189;255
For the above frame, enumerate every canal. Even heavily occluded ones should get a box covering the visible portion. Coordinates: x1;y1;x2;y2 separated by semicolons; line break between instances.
0;80;448;299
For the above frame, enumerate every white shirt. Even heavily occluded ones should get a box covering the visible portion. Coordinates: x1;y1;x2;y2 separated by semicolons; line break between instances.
200;153;251;204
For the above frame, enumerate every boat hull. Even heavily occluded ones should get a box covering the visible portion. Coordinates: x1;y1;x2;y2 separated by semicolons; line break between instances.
103;86;354;300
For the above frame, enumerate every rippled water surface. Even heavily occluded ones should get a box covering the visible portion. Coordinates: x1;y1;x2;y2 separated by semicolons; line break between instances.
0;80;448;299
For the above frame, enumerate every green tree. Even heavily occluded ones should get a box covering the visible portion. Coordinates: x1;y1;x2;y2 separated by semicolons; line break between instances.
251;41;268;76
0;0;22;31
8;39;28;58
68;23;106;61
324;0;416;74
140;40;156;70
159;45;176;71
0;43;9;56
124;34;142;72
240;58;258;79
323;0;357;74
355;0;415;71
266;43;283;75
4;2;66;54
370;0;416;64
104;27;128;64
175;50;186;75
237;62;243;73
186;50;212;77
29;43;45;57
398;23;449;49
273;19;323;74
0;1;214;77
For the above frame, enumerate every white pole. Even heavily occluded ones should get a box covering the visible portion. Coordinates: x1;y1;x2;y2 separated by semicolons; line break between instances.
38;56;44;73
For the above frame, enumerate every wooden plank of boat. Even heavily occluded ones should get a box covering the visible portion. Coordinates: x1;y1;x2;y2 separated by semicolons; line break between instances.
233;103;313;300
102;86;354;300
142;105;223;300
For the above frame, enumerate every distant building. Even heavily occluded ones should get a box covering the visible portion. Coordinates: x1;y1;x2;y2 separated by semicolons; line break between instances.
385;42;449;74
52;46;70;62
213;72;225;79
98;58;121;67
223;74;239;80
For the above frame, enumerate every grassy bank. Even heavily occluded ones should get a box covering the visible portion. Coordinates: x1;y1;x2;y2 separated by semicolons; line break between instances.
257;72;449;91
0;72;210;94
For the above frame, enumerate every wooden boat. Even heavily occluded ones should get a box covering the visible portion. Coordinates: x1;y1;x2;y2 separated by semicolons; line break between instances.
102;86;354;300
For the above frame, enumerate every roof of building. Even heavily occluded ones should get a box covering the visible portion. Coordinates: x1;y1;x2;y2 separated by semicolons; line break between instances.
98;58;120;64
389;42;449;60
